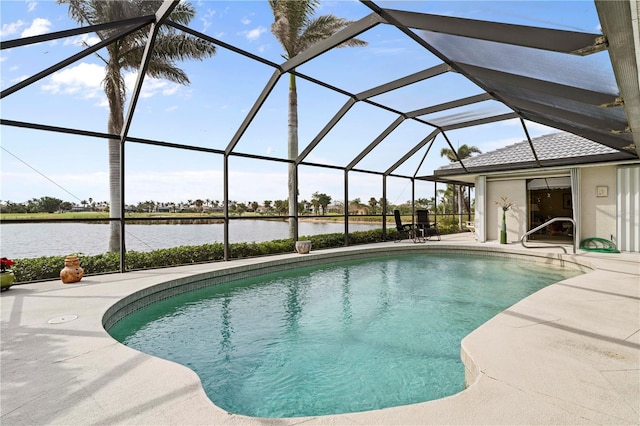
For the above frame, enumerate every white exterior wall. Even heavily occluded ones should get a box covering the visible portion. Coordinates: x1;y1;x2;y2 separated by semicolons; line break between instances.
617;165;640;252
580;166;617;240
486;179;527;243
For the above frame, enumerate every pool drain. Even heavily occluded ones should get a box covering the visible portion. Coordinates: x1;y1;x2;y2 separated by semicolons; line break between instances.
48;314;78;324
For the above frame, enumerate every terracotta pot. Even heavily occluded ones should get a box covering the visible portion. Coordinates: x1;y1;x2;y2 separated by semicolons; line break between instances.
60;255;84;284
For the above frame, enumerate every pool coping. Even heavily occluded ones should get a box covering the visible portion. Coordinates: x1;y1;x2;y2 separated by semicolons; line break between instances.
2;237;639;425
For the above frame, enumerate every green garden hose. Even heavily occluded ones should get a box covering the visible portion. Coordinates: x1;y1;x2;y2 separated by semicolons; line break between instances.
579;238;620;253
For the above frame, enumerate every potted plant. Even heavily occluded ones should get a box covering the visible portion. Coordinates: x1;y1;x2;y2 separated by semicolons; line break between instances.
1;257;16;291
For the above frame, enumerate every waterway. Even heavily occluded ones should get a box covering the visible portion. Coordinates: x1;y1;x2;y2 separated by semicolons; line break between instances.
0;220;381;259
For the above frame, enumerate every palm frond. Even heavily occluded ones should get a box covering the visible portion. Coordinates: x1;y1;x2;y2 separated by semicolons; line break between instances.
299;15;367;52
269;0;320;58
145;59;189;84
152;33;216;62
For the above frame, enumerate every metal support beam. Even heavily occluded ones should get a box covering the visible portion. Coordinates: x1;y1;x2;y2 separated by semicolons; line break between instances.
346;116;405;171
1;15;154;49
382;175;388;239
297;98;357;164
520;117;541;167
119;136;126;272
504;96;628;135
412;135;437;178
293;165;299;242
281;13;385;72
458;63;619;105
121;1;178;141
441;112;518;131
441;131;468;173
223;154;230;261
520;112;637;156
119;0;179;272
225;70;282;154
385;9;606;55
1;21;150;99
385;128;440;175
407;93;492;118
344;170;349;246
355;63;451;100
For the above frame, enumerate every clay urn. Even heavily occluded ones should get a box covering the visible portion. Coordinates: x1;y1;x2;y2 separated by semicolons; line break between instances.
60;255;84;284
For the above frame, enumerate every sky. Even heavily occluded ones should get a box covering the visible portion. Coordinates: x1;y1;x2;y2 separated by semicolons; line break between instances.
0;0;608;206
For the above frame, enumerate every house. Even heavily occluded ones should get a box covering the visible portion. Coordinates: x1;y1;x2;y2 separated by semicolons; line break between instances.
348;206;369;215
434;132;640;253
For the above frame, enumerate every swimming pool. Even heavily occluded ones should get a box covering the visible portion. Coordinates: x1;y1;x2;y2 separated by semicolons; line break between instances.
108;252;582;418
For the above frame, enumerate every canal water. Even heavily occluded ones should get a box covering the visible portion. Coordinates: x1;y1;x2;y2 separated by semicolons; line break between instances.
1;220;381;258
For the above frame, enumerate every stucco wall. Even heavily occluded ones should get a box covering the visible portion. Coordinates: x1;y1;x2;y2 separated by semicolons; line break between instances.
486;180;527;243
580;165;617;240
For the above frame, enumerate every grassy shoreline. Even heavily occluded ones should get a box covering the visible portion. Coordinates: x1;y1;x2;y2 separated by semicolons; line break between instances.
0;212;393;224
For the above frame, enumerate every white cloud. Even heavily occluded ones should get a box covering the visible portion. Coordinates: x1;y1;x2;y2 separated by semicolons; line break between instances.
245;26;266;41
11;75;30;84
112;169;291;204
1;20;25;38
63;33;101;48
241;17;251;25
0;171;109;204
200;8;215;33
2;167;363;205
124;73;181;98
41;62;105;99
21;18;51;38
40;63;183;105
27;2;37;12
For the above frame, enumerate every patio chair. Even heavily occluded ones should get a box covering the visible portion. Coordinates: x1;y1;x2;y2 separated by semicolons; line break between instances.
393;210;416;242
416;209;441;241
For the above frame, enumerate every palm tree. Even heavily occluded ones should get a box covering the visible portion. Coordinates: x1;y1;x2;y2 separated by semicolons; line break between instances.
269;0;366;237
440;144;481;227
439;144;481;163
368;197;378;215
59;0;216;252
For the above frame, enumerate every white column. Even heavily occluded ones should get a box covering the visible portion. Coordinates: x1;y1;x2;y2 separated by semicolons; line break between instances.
475;175;487;242
570;168;581;250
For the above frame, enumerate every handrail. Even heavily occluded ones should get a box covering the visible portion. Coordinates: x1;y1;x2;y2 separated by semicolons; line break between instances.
520;217;576;254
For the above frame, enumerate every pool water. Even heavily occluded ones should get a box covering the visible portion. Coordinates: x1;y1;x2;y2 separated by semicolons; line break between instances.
108;254;581;418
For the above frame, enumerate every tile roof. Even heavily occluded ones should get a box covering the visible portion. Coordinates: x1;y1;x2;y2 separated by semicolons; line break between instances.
436;132;623;174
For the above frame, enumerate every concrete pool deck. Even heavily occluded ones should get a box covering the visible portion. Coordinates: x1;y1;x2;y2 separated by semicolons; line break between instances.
1;235;639;425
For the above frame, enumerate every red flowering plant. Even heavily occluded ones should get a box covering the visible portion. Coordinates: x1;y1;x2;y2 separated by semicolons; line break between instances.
1;257;15;273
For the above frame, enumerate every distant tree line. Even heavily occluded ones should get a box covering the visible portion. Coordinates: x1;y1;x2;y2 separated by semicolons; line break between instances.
0;177;473;216
0;190;470;217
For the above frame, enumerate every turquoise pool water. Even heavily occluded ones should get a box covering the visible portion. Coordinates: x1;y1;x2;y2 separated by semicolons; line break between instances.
108;253;581;418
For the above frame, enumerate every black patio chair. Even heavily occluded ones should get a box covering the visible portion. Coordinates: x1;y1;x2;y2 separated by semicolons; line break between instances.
416;209;441;241
393;209;415;242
